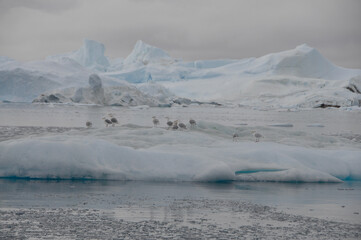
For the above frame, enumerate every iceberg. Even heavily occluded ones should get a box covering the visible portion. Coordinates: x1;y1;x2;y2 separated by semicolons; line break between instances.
0;68;61;102
48;39;110;71
1;39;360;108
33;74;172;106
0;124;360;182
124;40;174;66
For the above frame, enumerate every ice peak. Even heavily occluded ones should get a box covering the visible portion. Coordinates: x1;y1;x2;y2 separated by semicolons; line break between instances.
271;44;337;78
295;43;314;52
134;40;147;49
74;39;110;69
83;39;105;52
47;39;110;71
124;40;172;65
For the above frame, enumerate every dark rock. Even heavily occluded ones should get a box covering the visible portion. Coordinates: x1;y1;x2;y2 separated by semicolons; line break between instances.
33;93;64;103
173;98;192;105
89;74;102;90
48;94;59;102
315;103;340;108
158;103;172;108
345;84;360;94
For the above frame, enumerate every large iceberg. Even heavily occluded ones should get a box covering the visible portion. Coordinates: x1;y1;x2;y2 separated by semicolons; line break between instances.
0;123;360;182
0;68;61;102
124;40;174;66
1;39;360;108
48;39;110;71
33;74;173;106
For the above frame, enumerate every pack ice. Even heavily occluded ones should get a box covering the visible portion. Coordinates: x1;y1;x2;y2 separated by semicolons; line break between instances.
0;39;360;108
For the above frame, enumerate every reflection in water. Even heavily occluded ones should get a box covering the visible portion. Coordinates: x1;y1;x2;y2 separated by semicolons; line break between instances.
0;179;360;224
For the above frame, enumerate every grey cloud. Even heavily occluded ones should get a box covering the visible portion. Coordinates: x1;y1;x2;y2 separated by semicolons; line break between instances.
0;0;80;14
0;0;360;68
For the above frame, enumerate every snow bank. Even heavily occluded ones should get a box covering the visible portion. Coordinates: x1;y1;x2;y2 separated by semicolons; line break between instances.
0;125;360;182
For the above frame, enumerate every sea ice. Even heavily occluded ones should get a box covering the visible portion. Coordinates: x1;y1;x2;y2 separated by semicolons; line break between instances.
0;122;360;183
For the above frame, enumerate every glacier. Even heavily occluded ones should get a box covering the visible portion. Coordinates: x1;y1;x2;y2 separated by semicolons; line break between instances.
0;39;360;108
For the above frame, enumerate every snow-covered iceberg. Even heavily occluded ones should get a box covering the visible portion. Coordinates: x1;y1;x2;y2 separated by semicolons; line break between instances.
124;40;175;66
48;39;110;71
0;68;61;102
1;39;360;108
0;123;360;182
32;74;174;107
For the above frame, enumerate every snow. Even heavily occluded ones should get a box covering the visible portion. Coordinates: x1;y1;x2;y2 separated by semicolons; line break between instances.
248;44;360;80
1;39;361;239
1;39;361;108
124;40;174;66
0;68;61;102
136;82;176;103
0;120;360;182
32;74;169;106
0;56;16;66
192;59;239;69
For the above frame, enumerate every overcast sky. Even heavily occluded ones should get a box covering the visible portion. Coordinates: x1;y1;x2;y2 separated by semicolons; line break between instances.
0;0;360;68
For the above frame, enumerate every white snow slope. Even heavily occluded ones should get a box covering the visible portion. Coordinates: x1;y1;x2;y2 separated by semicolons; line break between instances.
1;40;360;108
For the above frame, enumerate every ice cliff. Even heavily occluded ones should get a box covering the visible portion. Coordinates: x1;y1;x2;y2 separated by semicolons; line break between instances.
124;40;174;66
48;39;110;71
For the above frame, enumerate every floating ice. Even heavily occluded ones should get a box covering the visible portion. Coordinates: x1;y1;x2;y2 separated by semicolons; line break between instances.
0;124;360;182
32;74;169;106
0;68;61;102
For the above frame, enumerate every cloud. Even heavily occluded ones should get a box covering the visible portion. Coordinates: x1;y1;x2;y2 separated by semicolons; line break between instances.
0;0;80;14
0;0;360;68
